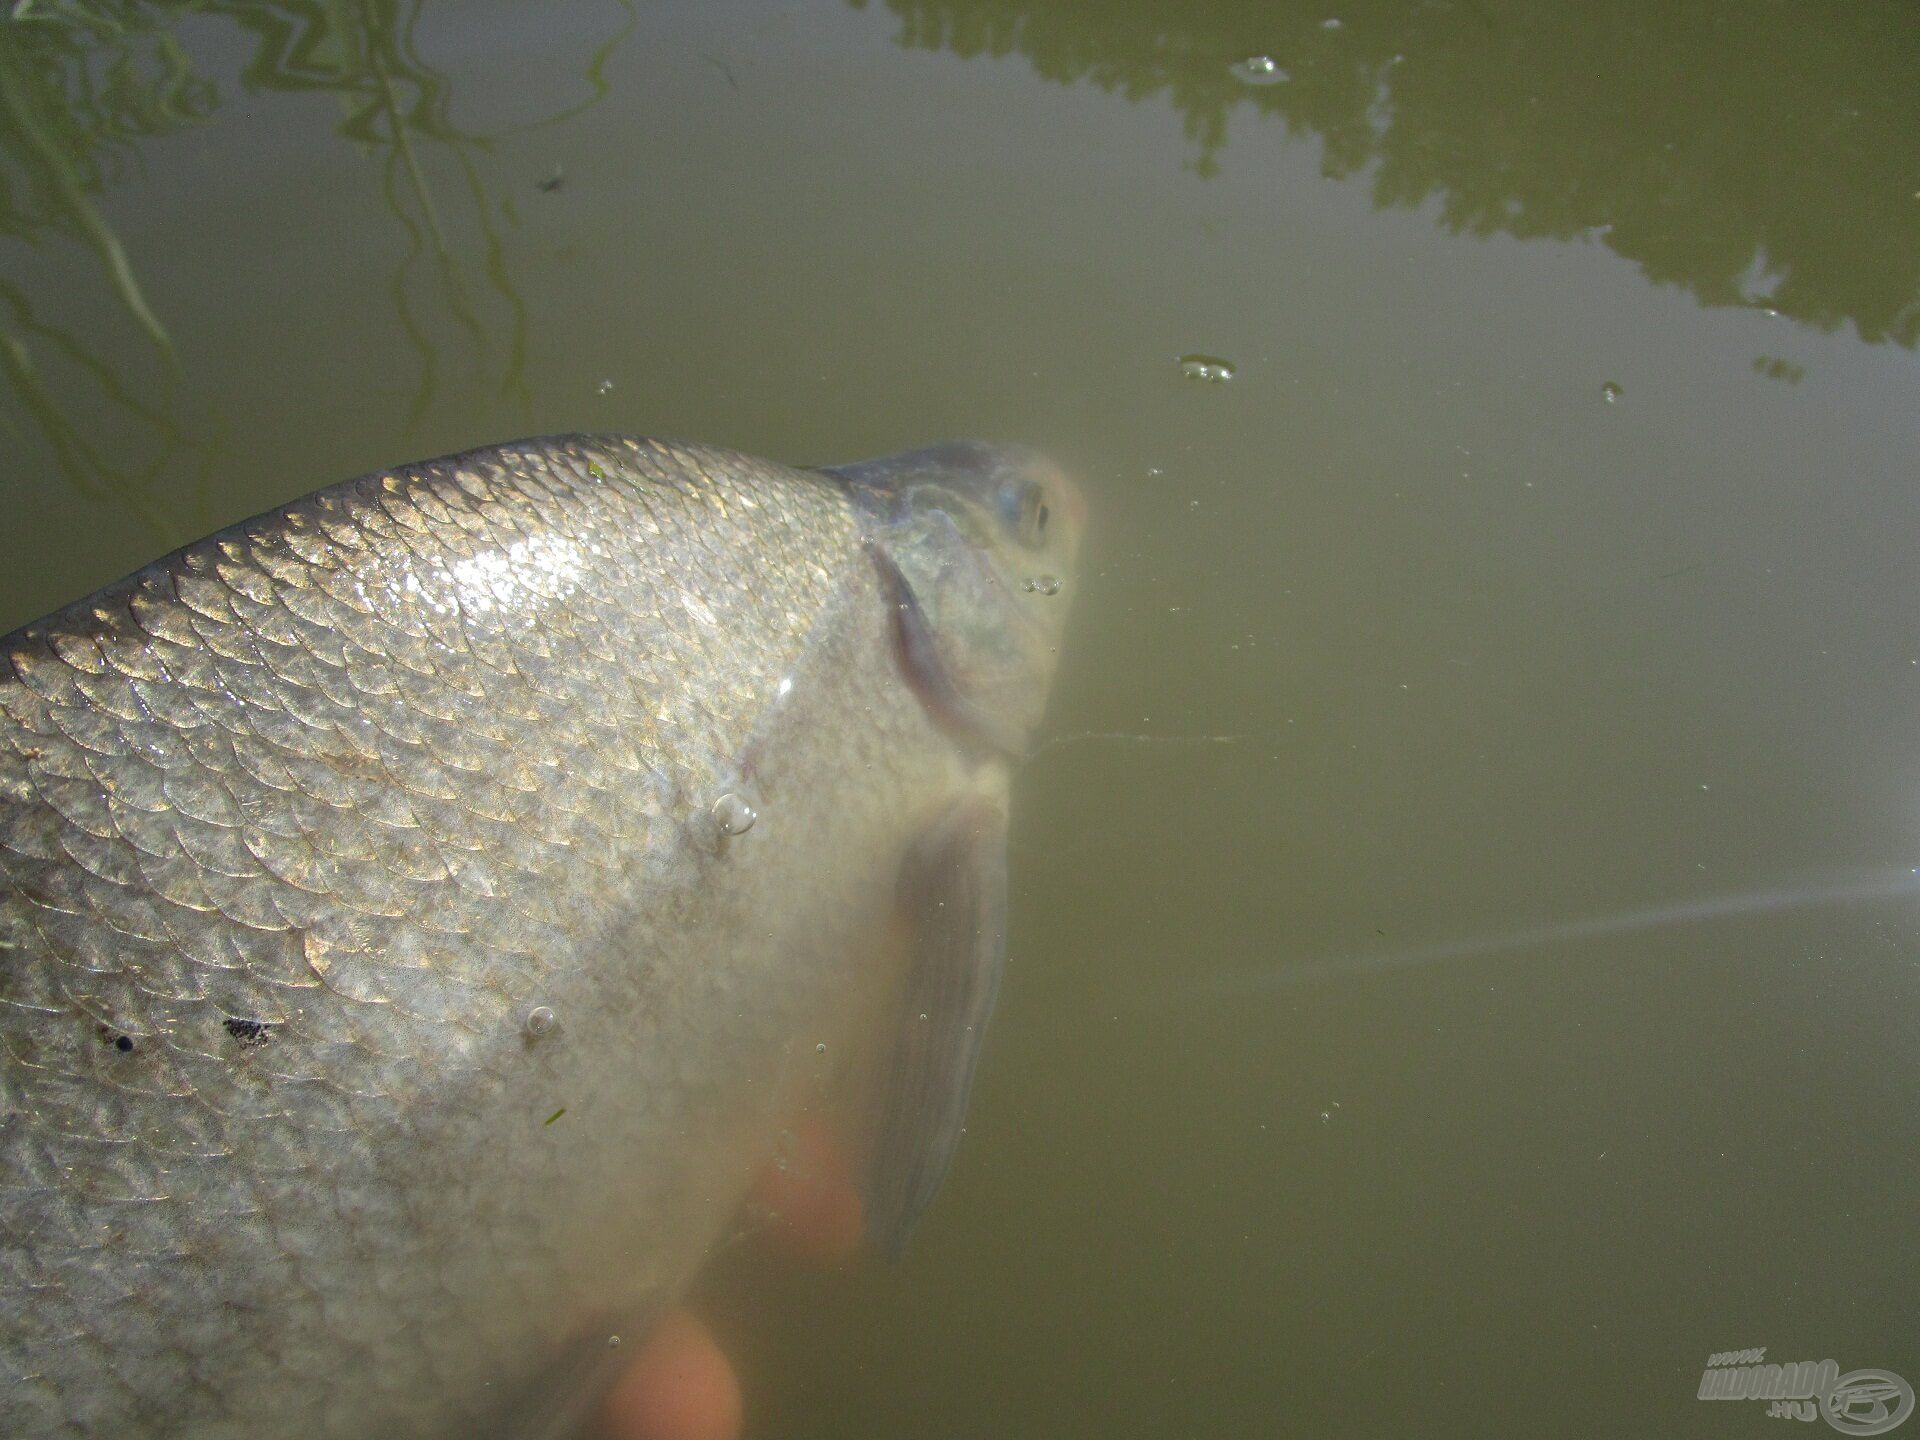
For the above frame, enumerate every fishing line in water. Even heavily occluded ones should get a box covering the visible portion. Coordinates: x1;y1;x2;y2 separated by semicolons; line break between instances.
1027;729;1255;756
1210;868;1920;992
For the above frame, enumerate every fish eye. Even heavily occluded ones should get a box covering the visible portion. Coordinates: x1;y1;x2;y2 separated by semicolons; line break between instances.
999;481;1049;548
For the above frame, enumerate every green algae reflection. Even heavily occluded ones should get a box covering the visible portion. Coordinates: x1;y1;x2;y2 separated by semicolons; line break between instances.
853;0;1920;348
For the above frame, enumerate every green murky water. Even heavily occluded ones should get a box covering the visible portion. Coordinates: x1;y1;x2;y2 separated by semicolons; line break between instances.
4;1;1918;1435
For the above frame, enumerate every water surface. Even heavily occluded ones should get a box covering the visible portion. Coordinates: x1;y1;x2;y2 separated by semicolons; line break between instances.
4;1;1917;1434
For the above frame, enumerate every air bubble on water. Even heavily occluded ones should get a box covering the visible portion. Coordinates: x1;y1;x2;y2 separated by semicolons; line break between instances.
524;1006;556;1038
711;792;757;836
606;1335;622;1349
1023;575;1062;596
815;1042;827;1054
1601;381;1623;404
596;379;614;395
1321;16;1344;29
1179;354;1237;383
1231;55;1287;85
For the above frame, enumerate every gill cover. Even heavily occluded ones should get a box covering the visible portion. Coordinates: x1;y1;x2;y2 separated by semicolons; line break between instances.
817;442;1081;1253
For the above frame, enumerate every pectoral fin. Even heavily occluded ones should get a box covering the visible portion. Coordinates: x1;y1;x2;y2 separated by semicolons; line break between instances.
865;796;1010;1258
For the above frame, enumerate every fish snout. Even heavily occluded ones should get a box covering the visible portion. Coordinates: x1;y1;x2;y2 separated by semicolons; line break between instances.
822;441;1086;559
931;441;1087;565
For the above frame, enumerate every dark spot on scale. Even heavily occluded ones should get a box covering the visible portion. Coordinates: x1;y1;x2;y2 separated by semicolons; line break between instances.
223;1017;276;1048
113;1034;134;1053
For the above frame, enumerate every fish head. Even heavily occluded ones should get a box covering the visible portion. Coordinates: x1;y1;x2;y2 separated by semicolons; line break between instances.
822;442;1085;757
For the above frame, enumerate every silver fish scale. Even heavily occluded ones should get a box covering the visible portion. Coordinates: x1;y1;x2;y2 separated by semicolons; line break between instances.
0;435;948;1437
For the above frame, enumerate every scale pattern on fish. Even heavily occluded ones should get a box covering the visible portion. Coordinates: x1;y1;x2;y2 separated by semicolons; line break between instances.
0;433;1082;1437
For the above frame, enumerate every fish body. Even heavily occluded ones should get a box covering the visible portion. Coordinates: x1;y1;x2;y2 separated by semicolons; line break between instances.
0;434;1081;1437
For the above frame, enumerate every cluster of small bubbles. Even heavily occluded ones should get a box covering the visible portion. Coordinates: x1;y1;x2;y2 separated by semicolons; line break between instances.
1230;55;1288;85
712;792;757;836
1179;354;1237;383
1023;575;1062;596
596;379;614;395
1601;380;1624;404
524;1006;557;1038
